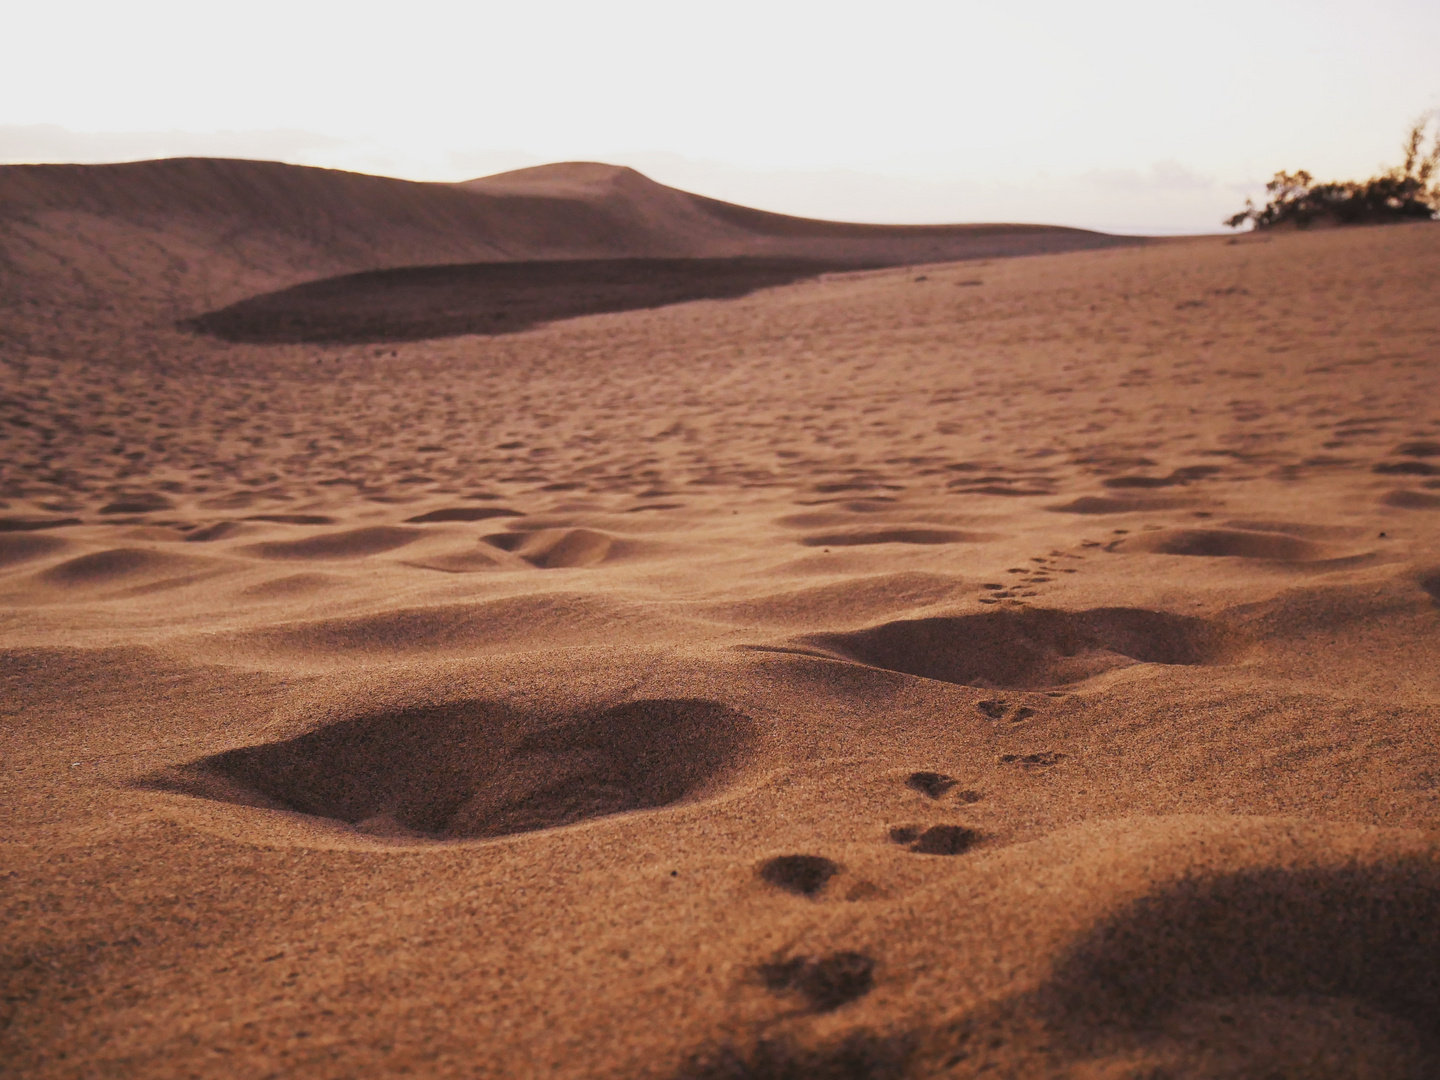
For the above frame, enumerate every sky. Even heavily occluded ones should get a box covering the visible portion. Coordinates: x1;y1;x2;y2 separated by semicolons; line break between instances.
2;0;1437;234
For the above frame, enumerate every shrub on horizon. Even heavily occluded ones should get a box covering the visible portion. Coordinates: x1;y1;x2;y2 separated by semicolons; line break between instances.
1226;115;1440;230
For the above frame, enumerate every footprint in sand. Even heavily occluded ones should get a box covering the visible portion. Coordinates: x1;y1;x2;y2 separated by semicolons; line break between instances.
802;607;1236;690
757;952;876;1012
145;698;757;841
1116;527;1362;563
999;751;1066;768
757;854;840;897
889;824;979;855
905;771;958;798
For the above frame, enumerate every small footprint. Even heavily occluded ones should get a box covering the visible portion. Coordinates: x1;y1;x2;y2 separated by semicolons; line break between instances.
905;771;958;799
889;824;979;855
758;952;876;1012
998;751;1066;768
978;700;1035;723
758;854;839;897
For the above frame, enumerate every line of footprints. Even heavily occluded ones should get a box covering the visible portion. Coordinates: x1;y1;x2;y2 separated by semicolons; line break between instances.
748;770;979;1013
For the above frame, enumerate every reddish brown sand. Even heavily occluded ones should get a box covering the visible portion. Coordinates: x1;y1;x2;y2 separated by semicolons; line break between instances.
3;161;1440;1078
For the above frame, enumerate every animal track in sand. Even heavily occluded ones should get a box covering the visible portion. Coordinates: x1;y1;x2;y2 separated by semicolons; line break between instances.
758;855;841;897
757;952;876;1012
802;607;1236;689
976;699;1036;723
889;824;979;855
145;698;757;841
906;771;958;798
999;751;1066;768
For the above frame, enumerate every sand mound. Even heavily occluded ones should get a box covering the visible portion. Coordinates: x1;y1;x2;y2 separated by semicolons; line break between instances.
1385;489;1440;509
803;607;1237;688
0;533;67;569
799;528;990;547
145;698;757;840
243;526;423;560
183;521;247;542
1048;496;1198;514
403;548;518;574
239;572;339;599
705;573;965;630
0;515;82;532
218;593;686;662
35;547;209;590
483;527;624;568
98;493;174;515
1121;528;1334;561
403;506;523;523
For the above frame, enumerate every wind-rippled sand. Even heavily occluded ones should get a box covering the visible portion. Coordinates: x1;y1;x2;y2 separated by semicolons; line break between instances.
4;221;1440;1078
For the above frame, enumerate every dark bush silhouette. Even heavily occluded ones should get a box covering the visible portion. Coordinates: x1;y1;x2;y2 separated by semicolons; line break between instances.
1227;116;1439;229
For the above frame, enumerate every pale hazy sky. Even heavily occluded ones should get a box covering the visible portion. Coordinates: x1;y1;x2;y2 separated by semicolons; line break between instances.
3;0;1437;233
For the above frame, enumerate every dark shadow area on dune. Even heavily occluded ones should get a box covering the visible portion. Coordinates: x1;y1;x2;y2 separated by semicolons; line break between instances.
182;258;881;344
801;608;1238;689
676;1031;912;1080
142;698;758;840
1419;570;1440;604
1040;860;1440;1052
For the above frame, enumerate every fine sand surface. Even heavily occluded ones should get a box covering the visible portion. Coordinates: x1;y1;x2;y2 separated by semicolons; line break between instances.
3;174;1440;1078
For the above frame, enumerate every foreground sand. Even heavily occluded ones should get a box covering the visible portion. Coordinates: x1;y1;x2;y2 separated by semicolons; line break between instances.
4;223;1440;1078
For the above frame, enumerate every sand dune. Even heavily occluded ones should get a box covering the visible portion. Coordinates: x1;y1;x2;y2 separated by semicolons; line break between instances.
0;156;1132;355
3;181;1440;1079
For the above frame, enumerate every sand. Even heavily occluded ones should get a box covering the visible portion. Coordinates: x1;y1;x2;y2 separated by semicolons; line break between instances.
3;160;1440;1078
